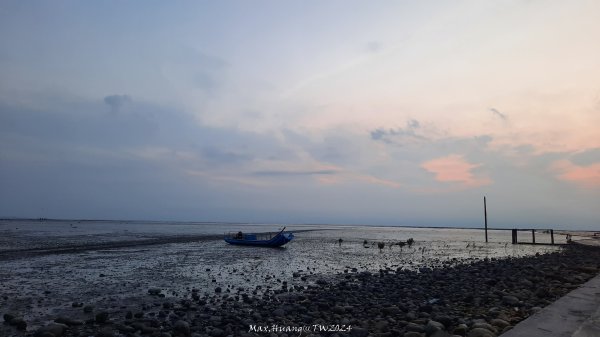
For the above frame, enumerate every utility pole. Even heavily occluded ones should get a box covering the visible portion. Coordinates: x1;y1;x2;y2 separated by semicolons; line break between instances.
484;196;488;243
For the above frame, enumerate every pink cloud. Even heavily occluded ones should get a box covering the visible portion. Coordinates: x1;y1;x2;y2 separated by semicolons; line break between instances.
421;154;492;188
551;160;600;188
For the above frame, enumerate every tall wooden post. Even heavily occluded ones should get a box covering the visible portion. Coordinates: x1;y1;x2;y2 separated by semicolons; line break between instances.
551;229;554;245
484;196;488;243
532;229;536;244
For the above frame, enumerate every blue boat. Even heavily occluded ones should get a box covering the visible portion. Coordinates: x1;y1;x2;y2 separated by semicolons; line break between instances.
224;227;294;247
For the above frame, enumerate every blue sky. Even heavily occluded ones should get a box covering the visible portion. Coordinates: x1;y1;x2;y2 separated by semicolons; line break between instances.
1;1;599;229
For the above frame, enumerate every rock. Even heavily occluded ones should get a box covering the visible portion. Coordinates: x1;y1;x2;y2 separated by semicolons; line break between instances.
95;311;109;324
115;324;135;333
215;287;222;293
530;306;542;314
83;305;94;313
467;328;496;337
489;319;509;330
148;288;162;295
375;320;389;332
406;323;426;333
333;305;345;314
54;317;84;326
426;320;445;335
404;332;425;337
382;306;401;315
430;331;451;337
502;295;519;306
434;315;453;328
173;320;191;336
95;328;115;337
350;327;369;337
131;322;158;334
209;327;225;337
3;313;15;322
10;317;27;330
35;323;68;337
452;324;468;336
471;323;496;334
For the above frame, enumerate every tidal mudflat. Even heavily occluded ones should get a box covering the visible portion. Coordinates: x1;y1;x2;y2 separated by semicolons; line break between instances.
1;220;597;337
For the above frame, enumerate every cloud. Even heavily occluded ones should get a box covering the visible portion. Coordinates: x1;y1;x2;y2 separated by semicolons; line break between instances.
253;169;338;177
551;159;600;188
571;148;600;166
421;154;492;188
490;108;507;120
370;119;428;144
104;94;132;113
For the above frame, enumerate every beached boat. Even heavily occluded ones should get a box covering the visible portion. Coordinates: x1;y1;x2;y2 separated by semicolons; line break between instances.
224;227;294;247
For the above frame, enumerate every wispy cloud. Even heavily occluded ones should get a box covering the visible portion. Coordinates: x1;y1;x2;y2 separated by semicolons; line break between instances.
370;119;430;144
253;169;337;177
489;108;507;120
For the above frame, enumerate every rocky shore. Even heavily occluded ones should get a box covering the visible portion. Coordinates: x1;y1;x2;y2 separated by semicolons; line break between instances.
3;244;600;337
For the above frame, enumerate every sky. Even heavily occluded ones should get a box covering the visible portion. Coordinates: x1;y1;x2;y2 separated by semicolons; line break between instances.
0;1;599;229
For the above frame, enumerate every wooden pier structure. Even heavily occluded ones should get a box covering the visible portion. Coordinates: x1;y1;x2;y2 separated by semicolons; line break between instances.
511;228;564;245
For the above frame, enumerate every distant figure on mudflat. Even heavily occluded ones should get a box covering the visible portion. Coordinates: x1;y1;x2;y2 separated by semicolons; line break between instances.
338;238;343;246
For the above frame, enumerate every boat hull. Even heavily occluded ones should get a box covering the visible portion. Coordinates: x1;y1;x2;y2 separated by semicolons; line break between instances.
224;232;294;247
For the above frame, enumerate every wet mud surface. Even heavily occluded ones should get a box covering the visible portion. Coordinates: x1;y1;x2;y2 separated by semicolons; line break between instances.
1;221;584;337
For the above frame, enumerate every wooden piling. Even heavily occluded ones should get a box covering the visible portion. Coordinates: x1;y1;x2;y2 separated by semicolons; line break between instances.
484;196;488;243
551;229;554;245
532;229;536;244
512;229;517;244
